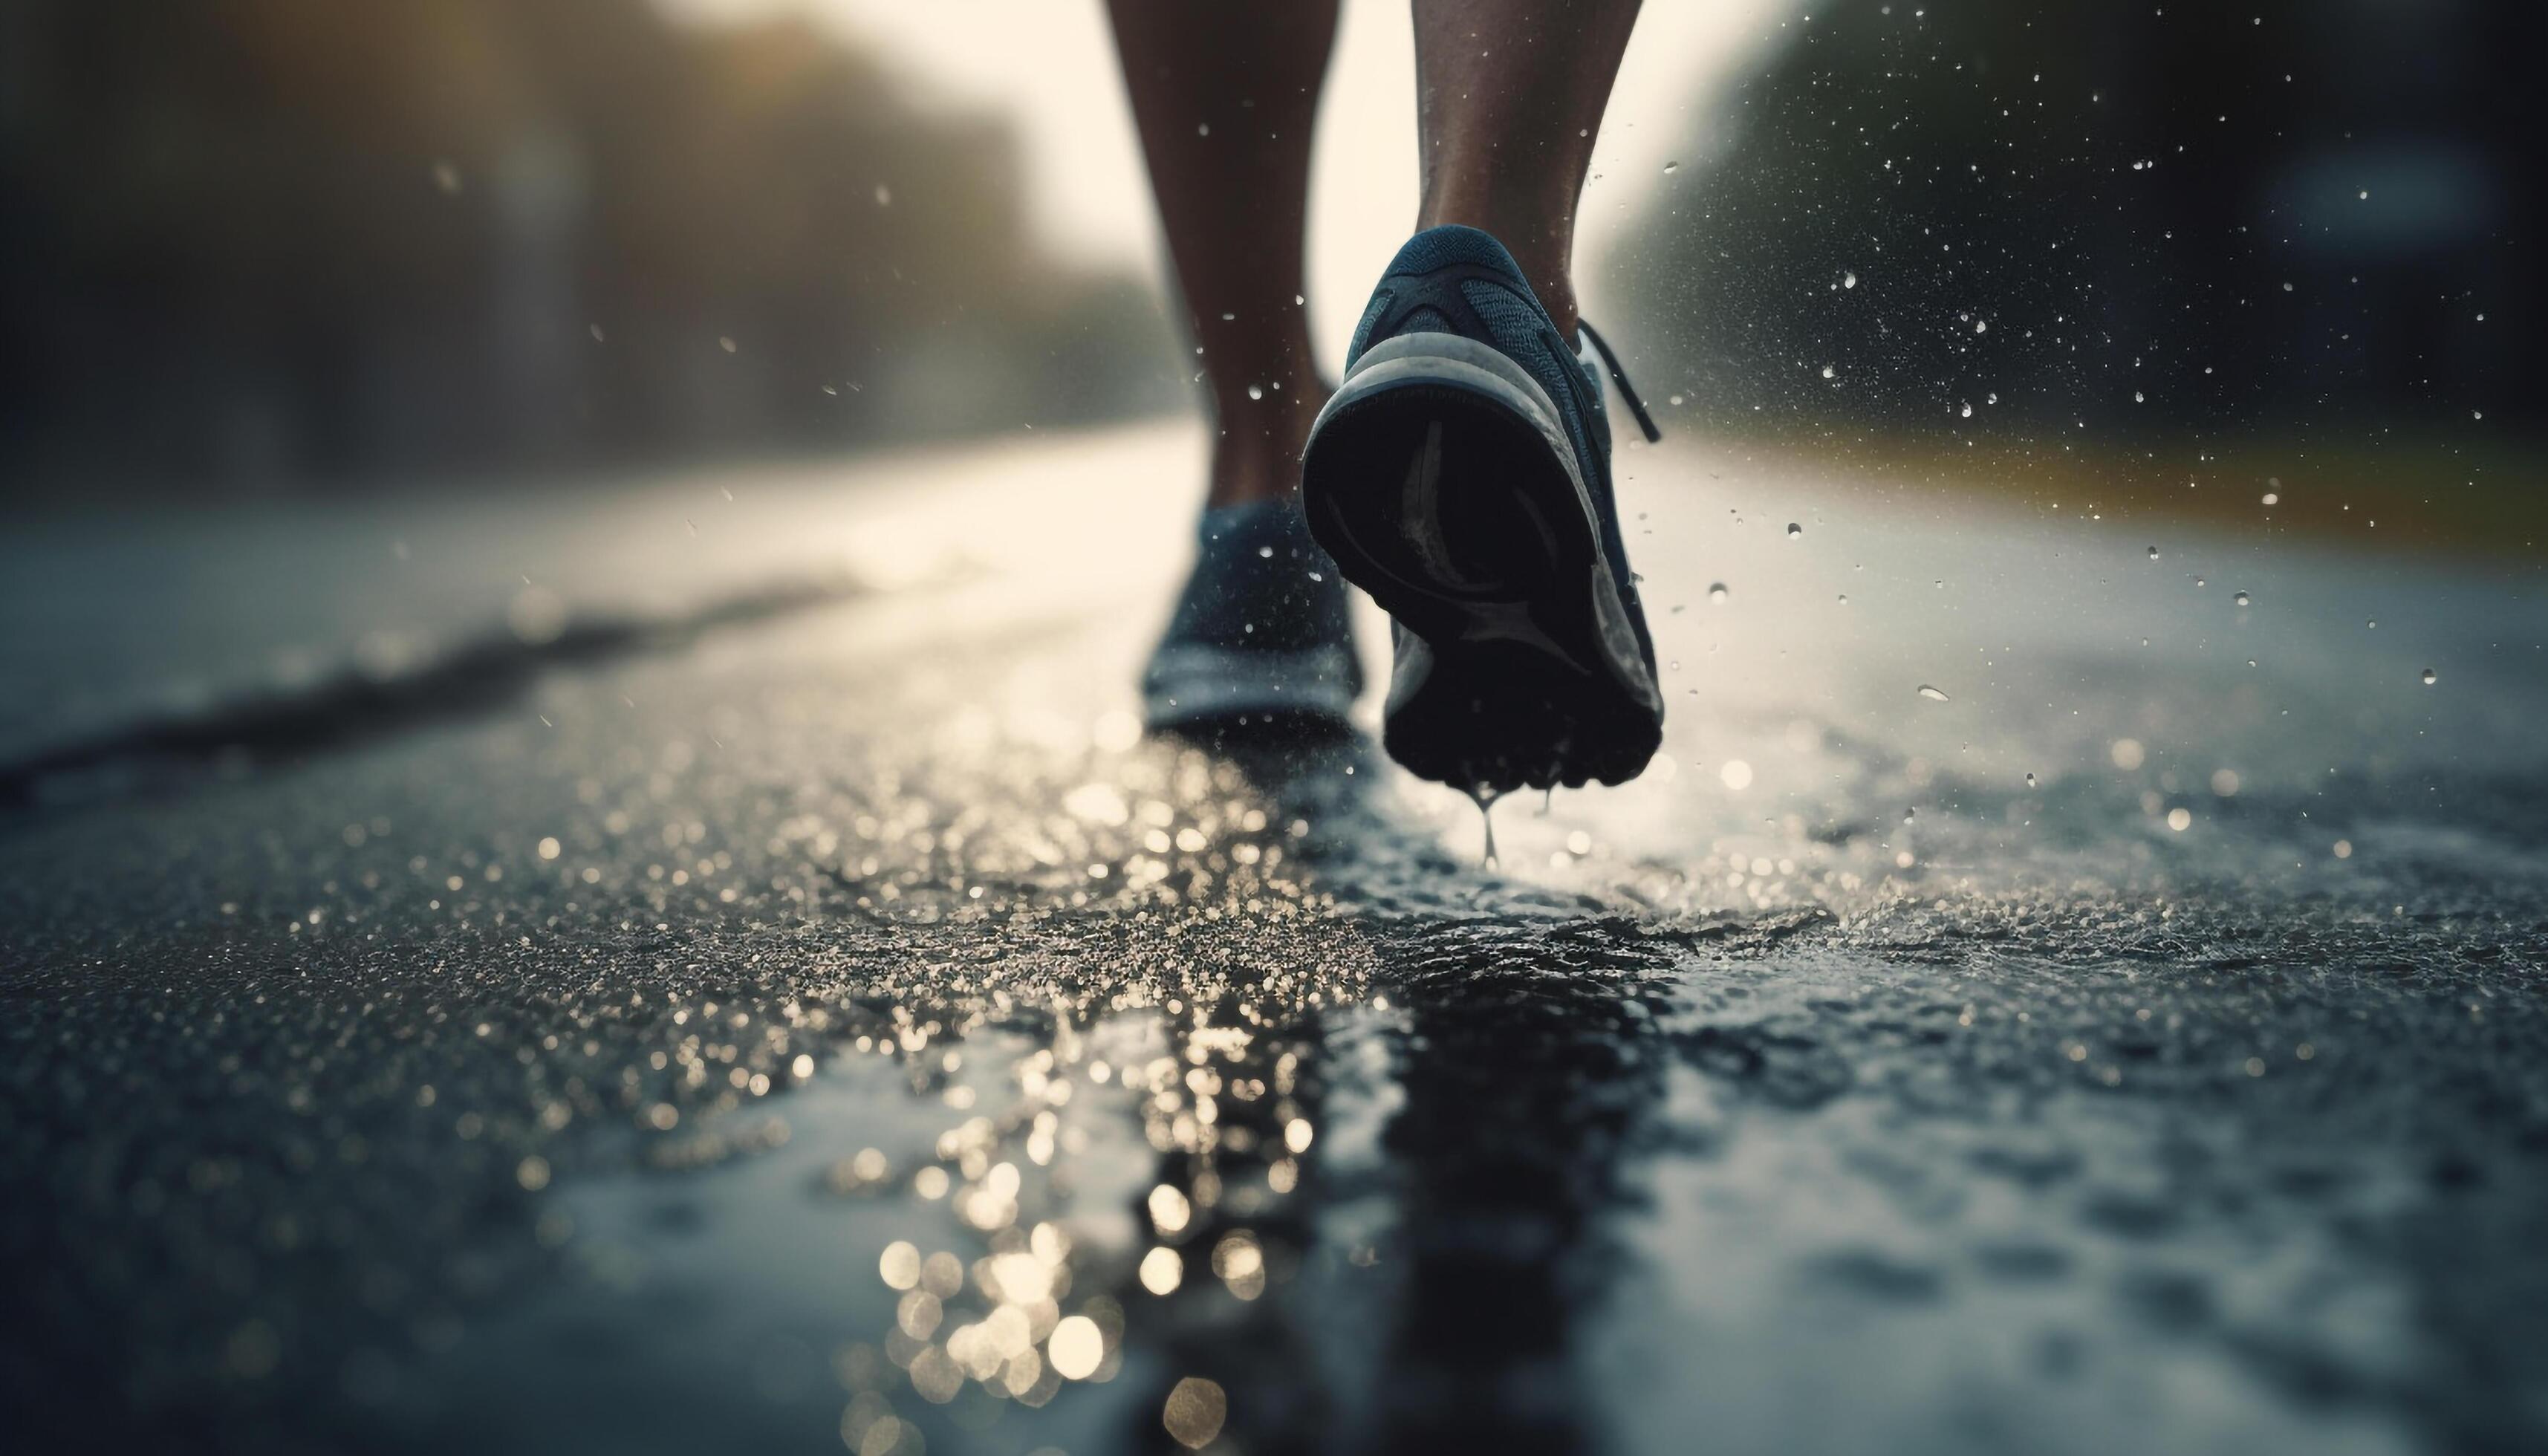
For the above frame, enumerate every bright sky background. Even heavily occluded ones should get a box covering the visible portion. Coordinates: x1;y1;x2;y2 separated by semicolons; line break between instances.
659;0;1800;363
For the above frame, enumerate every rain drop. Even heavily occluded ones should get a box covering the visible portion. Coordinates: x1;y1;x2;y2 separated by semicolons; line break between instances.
1663;160;1680;175
1843;270;1859;289
2024;772;2038;788
1466;786;1504;868
1786;522;1803;539
1708;582;1729;604
2147;546;2160;560
2234;591;2250;607
1821;364;1836;380
1917;685;1951;702
2421;668;2437;686
1246;384;1264;400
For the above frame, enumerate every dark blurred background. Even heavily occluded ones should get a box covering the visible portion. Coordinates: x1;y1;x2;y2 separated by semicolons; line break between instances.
1;0;2537;504
0;0;1181;499
1612;0;2543;443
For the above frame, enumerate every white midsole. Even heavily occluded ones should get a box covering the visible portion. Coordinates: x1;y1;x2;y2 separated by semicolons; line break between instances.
1142;643;1362;724
1317;331;1591;520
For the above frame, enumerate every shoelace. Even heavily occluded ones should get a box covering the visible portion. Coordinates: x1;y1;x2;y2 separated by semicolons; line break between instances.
1576;319;1662;445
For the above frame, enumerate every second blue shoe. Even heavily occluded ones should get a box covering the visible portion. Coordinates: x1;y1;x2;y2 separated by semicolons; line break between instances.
1142;498;1362;730
1299;224;1664;792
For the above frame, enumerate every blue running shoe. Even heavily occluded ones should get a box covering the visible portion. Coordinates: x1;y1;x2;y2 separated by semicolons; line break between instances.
1142;498;1363;729
1299;225;1664;792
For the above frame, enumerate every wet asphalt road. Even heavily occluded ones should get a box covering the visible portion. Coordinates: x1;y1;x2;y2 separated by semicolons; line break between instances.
4;424;2546;1455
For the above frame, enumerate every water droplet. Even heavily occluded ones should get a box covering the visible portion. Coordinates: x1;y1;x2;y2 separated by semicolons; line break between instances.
2134;390;2146;403
2421;667;2437;686
1902;807;1917;824
873;184;891;207
2233;591;2250;606
1917;684;1951;702
1663;160;1680;175
1837;593;1849;605
1821;364;1837;380
1975;319;1989;334
1786;522;1803;539
1246;384;1264;400
2262;492;2279;505
1707;582;1729;604
718;336;738;354
2024;772;2038;788
2147;546;2160;560
1843;270;1859;289
2366;620;2376;629
1466;786;1504;868
1960;403;1973;418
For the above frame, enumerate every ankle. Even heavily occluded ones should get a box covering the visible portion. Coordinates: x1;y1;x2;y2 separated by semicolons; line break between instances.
1203;385;1327;509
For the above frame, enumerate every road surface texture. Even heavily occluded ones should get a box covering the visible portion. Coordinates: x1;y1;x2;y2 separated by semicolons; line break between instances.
4;423;2545;1455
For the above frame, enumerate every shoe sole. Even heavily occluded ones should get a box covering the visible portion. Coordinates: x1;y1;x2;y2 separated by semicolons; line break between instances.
1142;643;1361;729
1299;332;1662;791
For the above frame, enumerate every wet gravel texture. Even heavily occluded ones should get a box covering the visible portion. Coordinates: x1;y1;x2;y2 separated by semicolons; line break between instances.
4;426;2545;1455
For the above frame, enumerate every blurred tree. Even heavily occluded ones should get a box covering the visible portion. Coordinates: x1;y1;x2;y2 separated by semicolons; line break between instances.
0;0;1180;496
1608;0;2541;446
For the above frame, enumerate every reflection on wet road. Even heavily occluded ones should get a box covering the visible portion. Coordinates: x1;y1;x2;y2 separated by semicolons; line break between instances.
3;426;2544;1454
